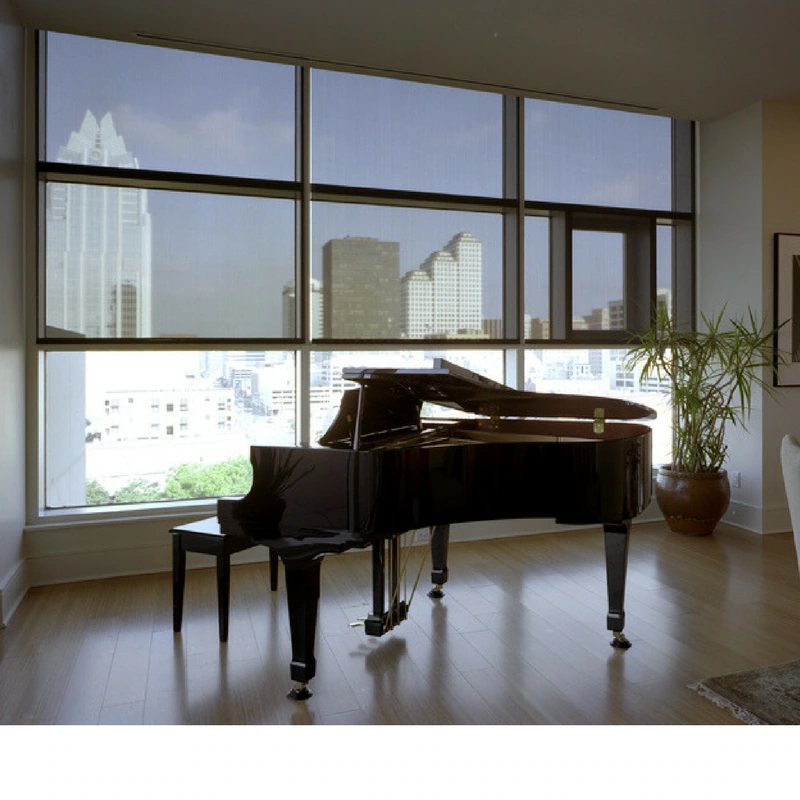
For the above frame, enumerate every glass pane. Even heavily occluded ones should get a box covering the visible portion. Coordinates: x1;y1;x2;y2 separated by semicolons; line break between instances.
525;215;550;339
45;351;296;509
311;70;502;196
44;183;295;339
657;224;673;318
572;230;624;331
309;350;505;444
524;348;670;466
45;32;295;180
525;99;672;210
311;202;503;340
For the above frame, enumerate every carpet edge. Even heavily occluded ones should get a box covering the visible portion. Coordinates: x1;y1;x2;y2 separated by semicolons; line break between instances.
688;681;766;725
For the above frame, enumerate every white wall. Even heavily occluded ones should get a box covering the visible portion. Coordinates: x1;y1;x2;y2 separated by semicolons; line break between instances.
697;103;766;530
0;0;26;624
761;101;800;531
698;100;800;533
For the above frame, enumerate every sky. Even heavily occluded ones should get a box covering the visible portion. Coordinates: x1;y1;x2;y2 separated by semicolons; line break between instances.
45;32;674;339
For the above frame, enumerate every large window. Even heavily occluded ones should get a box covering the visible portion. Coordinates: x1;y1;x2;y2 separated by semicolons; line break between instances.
35;32;692;513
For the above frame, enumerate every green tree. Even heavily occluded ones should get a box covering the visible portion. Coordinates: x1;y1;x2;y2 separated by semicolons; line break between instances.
85;479;110;505
164;456;253;500
112;478;164;504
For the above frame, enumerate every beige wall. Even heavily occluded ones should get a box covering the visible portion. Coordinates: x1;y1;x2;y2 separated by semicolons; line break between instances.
698;99;800;533
697;103;765;530
0;0;26;624
761;102;800;529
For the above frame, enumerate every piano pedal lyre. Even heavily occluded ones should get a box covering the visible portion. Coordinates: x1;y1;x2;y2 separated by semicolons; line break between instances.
363;600;408;636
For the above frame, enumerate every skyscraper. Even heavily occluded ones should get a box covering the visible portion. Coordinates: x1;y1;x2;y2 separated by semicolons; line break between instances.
401;231;482;338
46;110;152;338
45;111;153;508
322;236;400;337
282;278;324;338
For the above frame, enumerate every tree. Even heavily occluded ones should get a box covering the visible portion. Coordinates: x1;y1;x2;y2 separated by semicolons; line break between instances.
85;479;110;505
164;456;253;500
113;478;164;504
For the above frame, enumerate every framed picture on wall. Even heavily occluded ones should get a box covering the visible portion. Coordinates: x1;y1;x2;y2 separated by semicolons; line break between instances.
774;232;800;386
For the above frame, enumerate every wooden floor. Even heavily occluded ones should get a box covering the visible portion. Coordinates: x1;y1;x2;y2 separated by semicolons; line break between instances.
2;520;800;726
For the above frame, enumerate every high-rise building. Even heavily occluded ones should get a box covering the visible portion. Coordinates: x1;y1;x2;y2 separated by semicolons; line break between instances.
282;278;324;338
401;269;434;338
401;232;482;338
322;236;400;337
46;110;152;338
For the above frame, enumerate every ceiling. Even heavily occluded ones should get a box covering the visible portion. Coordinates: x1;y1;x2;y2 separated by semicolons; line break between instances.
11;0;800;122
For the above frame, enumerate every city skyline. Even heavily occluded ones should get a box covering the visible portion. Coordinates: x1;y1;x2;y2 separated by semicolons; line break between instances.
45;30;675;337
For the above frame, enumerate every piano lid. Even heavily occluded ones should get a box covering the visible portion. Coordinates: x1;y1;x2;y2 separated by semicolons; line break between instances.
342;358;657;421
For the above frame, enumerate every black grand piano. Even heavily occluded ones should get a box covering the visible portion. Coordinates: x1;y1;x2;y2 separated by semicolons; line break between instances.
217;359;655;699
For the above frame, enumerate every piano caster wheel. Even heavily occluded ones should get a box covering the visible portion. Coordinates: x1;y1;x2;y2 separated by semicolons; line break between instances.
287;682;313;701
610;631;632;649
428;584;445;599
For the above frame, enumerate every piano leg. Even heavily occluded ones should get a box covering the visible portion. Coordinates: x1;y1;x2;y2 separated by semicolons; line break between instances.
428;524;450;599
283;556;323;700
172;534;186;634
604;520;632;649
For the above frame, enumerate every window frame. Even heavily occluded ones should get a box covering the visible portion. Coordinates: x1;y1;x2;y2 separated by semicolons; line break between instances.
30;31;695;520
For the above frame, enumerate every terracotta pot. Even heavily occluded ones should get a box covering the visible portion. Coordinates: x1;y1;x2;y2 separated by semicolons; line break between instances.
654;466;731;536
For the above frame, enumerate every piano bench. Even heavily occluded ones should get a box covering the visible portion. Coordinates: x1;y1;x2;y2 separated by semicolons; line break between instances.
170;516;279;642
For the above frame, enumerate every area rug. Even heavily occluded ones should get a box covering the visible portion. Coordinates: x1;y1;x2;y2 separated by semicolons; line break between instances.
689;660;800;724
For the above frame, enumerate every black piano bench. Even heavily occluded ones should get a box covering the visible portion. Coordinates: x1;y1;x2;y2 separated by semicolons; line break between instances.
171;516;279;642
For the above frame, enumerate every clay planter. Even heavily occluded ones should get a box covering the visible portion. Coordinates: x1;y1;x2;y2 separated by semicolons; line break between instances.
655;466;731;536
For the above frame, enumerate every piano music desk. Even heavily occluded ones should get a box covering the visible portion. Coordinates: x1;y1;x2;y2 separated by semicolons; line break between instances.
171;516;279;642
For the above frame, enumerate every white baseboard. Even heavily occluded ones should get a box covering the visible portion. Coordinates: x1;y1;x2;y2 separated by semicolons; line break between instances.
0;558;27;627
23;512;272;588
761;502;792;535
6;496;664;626
724;499;791;535
23;504;665;584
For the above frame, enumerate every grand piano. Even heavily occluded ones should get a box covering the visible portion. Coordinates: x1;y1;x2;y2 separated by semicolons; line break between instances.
217;359;655;699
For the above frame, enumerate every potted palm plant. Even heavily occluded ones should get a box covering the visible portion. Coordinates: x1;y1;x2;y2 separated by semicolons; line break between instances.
626;304;783;535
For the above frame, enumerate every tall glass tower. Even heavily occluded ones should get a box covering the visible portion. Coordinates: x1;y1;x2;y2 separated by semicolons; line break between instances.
46;110;152;338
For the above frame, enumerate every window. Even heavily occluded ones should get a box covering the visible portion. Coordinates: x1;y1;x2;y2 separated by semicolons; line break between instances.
35;32;693;512
44;184;296;340
311;70;503;196
45;34;295;180
45;350;295;507
524;349;670;466
525;100;672;210
311;203;503;340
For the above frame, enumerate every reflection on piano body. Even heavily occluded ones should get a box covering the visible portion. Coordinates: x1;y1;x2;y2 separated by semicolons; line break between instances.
217;359;655;699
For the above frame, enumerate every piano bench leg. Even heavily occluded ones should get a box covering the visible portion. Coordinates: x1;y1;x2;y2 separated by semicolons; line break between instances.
170;521;272;644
